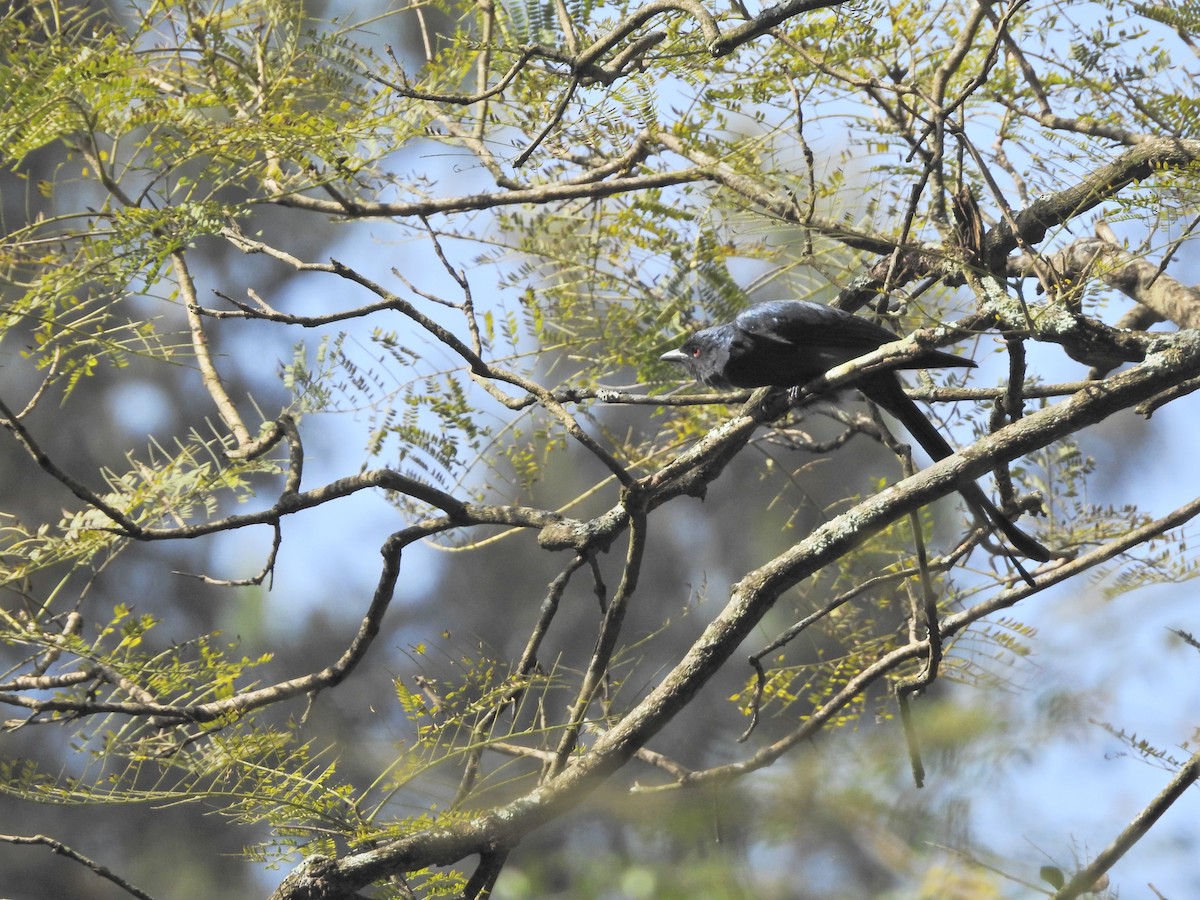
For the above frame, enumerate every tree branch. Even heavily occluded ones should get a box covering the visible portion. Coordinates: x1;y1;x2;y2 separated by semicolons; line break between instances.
266;169;706;218
982;137;1200;266
1052;748;1200;899
1010;224;1200;330
0;834;159;900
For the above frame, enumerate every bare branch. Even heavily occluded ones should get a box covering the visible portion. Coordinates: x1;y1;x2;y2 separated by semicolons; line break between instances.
266;169;706;218
370;46;534;105
1051;751;1200;899
0;394;142;536
548;508;647;776
0;834;159;900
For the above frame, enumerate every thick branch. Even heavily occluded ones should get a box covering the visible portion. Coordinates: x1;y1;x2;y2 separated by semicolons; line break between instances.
982;137;1200;266
640;493;1200;790
1011;228;1200;330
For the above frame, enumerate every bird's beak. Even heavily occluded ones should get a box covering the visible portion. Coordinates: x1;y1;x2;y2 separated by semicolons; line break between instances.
660;348;688;364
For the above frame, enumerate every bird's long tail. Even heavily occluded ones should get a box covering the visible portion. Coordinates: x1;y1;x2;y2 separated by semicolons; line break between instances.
860;374;1052;574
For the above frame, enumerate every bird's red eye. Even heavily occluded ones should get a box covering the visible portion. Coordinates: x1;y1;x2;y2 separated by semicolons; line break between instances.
691;346;701;357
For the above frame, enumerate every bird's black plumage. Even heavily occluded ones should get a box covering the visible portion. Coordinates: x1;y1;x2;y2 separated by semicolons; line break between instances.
661;300;1050;565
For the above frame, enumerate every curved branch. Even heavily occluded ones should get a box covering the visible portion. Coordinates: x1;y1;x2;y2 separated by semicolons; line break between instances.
1011;225;1200;330
370;46;534;105
2;518;444;725
127;469;479;540
982;137;1200;265
575;0;719;69
0;834;158;900
711;0;854;56
0;394;142;536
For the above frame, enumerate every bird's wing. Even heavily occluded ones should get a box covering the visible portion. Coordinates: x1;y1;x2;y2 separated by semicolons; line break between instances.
735;300;975;371
734;300;902;354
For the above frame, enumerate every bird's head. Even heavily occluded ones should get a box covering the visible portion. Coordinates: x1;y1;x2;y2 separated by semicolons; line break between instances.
660;326;733;389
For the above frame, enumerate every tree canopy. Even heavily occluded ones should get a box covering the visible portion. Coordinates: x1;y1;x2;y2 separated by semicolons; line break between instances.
2;0;1199;897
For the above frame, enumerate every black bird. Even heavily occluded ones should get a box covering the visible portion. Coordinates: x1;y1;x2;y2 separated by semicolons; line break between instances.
661;300;1050;565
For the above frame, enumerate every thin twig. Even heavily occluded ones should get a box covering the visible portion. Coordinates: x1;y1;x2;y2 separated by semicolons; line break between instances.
548;507;647;776
0;394;142;535
0;834;159;900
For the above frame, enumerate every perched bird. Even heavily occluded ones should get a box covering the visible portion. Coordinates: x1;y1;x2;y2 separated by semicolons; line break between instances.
661;300;1050;565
